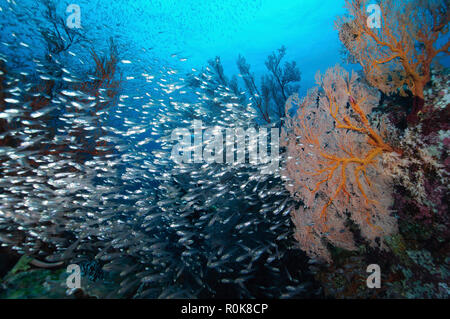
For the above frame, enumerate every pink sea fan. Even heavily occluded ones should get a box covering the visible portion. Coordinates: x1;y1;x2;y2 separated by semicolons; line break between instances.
281;65;398;262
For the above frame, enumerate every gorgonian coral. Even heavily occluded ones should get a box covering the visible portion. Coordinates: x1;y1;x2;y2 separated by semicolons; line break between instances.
336;0;449;123
282;65;399;262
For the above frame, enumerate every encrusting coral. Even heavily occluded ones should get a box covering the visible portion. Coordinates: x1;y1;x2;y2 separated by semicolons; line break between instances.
282;65;399;262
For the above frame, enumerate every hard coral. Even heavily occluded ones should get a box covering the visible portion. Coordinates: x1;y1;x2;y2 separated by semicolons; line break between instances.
282;65;398;262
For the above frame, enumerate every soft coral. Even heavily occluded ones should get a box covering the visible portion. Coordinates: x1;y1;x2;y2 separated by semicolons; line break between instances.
337;0;450;124
282;65;398;262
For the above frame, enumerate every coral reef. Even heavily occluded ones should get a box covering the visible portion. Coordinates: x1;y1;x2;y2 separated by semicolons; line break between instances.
0;0;448;300
308;67;449;299
282;65;398;262
337;0;449;123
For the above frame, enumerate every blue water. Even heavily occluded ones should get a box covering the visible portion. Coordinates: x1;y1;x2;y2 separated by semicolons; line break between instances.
1;0;350;96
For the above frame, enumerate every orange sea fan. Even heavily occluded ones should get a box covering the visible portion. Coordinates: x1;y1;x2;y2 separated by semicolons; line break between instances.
282;65;398;262
336;0;449;123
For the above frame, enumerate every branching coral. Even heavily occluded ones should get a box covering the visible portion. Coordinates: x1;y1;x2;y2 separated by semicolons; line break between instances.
237;46;301;123
40;0;83;56
188;47;300;125
60;41;121;160
282;65;398;262
78;44;121;113
336;0;449;123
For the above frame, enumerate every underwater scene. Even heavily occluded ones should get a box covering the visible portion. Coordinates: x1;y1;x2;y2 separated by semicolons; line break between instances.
0;0;449;301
